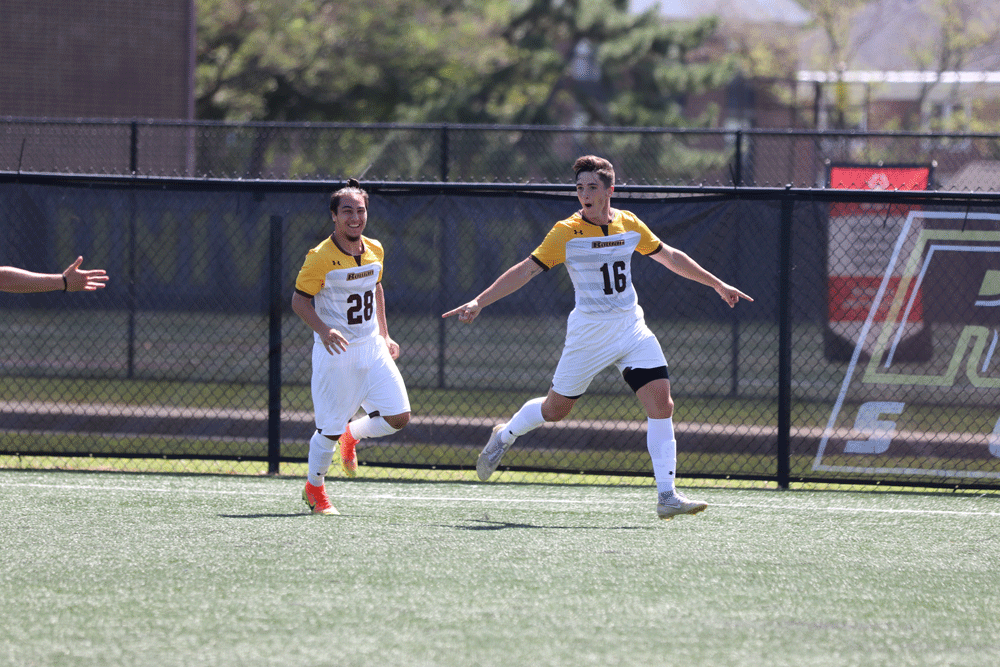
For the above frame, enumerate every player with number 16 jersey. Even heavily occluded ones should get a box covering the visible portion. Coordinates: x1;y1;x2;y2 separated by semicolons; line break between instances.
532;208;661;315
443;155;753;520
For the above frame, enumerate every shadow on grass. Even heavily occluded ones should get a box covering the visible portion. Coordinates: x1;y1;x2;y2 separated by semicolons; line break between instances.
443;518;655;531
218;512;311;519
217;513;659;529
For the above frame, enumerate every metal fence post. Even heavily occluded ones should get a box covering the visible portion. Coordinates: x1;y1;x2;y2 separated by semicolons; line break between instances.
126;188;137;380
729;227;741;397
437;125;450;388
776;193;793;489
733;130;742;186
439;124;449;183
129;120;139;174
267;215;283;474
126;121;139;379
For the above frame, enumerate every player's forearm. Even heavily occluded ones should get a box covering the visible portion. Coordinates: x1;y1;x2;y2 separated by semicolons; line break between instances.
375;283;391;340
298;310;331;338
474;258;541;309
291;293;331;337
652;248;723;291
0;267;64;293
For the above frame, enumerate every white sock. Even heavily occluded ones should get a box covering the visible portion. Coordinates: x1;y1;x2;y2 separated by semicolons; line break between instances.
348;414;399;440
307;430;335;487
501;397;546;444
647;417;677;495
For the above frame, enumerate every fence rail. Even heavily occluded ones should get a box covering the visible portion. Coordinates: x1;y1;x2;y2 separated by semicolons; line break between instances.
4;118;1000;190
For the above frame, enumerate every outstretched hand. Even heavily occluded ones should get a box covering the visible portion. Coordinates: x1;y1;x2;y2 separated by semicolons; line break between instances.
442;300;482;324
63;256;109;292
716;283;753;308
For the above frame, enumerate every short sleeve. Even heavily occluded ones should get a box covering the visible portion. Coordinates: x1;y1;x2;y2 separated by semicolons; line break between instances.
626;212;662;256
294;248;326;296
530;222;571;269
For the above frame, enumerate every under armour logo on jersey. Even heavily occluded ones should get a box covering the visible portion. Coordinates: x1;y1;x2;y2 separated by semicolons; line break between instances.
331;260;342;266
573;229;585;235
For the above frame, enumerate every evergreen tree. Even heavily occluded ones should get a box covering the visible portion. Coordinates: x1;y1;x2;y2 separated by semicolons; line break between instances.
196;0;734;127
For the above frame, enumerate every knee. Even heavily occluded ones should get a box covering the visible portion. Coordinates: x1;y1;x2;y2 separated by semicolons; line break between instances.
646;394;674;419
385;412;410;430
650;400;674;420
638;378;674;419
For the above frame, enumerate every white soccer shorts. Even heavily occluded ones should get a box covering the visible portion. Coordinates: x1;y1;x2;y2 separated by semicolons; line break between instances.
551;306;667;398
311;335;410;436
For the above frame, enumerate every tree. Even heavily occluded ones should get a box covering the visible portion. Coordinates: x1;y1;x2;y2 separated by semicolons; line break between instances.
424;0;735;127
197;0;733;126
196;0;506;122
798;0;1000;131
905;0;1000;132
196;0;513;176
194;0;736;179
797;0;875;129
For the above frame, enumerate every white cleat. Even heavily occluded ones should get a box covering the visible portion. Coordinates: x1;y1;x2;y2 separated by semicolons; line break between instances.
656;490;708;520
476;424;514;481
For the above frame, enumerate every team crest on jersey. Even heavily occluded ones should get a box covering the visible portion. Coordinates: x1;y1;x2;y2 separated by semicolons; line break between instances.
592;239;625;249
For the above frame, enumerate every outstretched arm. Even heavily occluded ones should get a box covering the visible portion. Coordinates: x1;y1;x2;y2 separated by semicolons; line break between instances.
650;245;752;308
0;256;108;294
442;257;544;323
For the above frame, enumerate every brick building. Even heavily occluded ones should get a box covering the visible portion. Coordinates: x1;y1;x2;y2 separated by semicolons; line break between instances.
0;0;195;173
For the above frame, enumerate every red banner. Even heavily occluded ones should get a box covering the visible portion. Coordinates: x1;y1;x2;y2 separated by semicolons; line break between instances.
828;276;923;322
829;165;930;217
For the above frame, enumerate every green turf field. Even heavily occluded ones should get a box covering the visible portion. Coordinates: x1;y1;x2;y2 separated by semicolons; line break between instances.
2;470;998;666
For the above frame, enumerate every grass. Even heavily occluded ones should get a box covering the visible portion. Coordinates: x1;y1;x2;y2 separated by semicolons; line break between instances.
2;470;999;667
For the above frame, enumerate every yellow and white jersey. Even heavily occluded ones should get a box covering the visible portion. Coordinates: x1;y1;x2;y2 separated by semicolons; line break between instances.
531;210;662;315
294;235;384;345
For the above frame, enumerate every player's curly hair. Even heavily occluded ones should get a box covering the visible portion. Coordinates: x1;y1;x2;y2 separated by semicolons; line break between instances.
330;178;368;212
573;155;615;188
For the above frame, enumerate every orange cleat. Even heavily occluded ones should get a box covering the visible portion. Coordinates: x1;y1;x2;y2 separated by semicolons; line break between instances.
339;423;359;478
302;481;339;515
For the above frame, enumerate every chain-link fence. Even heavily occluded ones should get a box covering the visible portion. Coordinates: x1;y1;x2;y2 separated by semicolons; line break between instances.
4;118;1000;190
2;169;999;489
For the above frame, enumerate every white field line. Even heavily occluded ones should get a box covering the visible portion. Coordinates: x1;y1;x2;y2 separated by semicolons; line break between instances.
1;479;999;517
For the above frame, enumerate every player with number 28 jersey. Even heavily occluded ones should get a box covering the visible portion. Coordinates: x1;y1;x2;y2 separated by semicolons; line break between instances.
295;236;384;346
293;181;410;516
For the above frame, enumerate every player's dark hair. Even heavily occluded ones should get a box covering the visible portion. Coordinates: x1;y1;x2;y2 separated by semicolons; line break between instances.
330;178;368;211
573;155;615;188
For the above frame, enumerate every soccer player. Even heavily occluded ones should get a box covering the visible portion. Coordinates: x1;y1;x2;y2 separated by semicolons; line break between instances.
0;256;108;293
443;155;752;520
292;180;411;515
